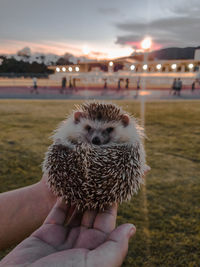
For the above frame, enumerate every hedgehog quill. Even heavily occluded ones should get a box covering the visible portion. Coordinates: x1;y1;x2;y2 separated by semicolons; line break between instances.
43;102;149;210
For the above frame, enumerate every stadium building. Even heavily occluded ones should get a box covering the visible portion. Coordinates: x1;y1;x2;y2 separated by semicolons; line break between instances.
48;49;200;89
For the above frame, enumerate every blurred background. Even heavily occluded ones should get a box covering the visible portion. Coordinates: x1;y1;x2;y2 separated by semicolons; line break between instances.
0;0;200;266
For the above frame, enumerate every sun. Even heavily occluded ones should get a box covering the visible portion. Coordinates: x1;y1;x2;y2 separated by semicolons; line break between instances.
82;45;90;55
141;37;152;50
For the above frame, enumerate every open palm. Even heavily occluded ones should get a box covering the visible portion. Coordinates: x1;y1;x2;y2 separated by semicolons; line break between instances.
1;200;135;267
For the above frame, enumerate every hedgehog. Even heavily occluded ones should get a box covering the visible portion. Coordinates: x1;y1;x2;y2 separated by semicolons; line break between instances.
43;101;149;210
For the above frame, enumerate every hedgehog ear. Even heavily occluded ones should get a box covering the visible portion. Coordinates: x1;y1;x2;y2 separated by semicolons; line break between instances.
121;114;129;127
74;111;84;123
55;138;61;145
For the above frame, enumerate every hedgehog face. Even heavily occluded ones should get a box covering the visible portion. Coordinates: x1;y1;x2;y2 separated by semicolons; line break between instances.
72;111;138;146
53;107;141;146
84;122;114;145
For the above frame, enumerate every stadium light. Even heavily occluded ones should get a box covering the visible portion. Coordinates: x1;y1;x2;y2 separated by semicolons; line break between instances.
56;67;60;72
68;67;73;72
143;64;148;71
62;67;66;72
75;66;80;72
156;64;162;70
188;63;194;69
130;65;135;71
171;64;177;70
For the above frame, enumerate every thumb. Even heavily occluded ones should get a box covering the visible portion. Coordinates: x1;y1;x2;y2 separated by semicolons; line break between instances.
88;224;136;267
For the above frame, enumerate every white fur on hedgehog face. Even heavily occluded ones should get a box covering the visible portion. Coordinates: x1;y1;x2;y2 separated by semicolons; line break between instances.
53;113;141;146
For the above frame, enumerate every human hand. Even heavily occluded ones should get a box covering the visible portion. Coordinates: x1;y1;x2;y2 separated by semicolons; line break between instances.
39;173;57;207
1;200;136;267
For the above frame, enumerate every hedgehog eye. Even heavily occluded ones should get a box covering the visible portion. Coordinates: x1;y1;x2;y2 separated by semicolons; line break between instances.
106;127;114;133
85;125;92;132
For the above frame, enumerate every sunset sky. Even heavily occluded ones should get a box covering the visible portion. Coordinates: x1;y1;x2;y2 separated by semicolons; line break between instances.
0;0;200;59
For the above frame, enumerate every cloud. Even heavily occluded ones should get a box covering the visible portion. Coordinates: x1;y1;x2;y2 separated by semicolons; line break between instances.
169;0;200;16
98;7;120;15
0;40;86;56
115;2;200;48
0;39;110;59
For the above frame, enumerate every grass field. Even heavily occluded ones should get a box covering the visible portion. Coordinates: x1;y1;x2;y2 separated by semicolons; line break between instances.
0;99;200;266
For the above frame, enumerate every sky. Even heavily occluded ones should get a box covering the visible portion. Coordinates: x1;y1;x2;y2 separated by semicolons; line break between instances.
0;0;200;59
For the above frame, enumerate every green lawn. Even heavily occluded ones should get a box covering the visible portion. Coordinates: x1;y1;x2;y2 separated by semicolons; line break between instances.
0;100;200;266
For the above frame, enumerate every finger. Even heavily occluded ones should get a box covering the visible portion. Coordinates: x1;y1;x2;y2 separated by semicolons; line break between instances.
65;204;76;224
67;207;83;228
145;165;151;172
60;208;84;250
81;210;97;228
93;203;117;234
144;165;151;177
44;198;69;225
87;224;136;267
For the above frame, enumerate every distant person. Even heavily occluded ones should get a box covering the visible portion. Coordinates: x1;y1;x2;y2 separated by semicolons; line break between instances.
73;78;76;89
102;78;108;95
135;78;140;98
31;77;39;94
69;77;73;89
176;78;182;96
60;77;67;94
191;80;196;93
170;78;177;95
117;78;121;91
125;78;129;89
104;78;107;89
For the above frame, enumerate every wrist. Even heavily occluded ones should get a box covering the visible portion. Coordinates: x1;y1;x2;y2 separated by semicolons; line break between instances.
38;174;57;209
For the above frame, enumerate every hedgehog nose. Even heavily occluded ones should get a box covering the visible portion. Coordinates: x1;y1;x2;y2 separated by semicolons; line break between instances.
92;136;101;145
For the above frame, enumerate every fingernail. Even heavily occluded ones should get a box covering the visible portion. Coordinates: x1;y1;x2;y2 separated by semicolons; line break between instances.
128;224;136;238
